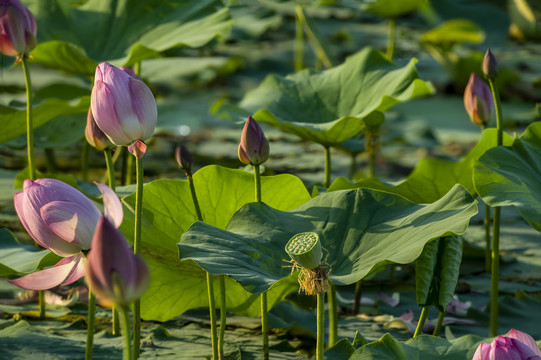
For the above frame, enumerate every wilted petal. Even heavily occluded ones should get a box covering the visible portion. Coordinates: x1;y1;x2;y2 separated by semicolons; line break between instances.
9;255;82;290
95;183;123;228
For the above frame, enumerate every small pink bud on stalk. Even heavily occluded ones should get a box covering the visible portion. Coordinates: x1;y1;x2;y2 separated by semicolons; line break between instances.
175;144;193;171
238;116;269;165
0;0;37;58
473;329;541;360
464;73;494;128
482;49;499;80
85;107;113;151
85;217;150;307
91;62;157;147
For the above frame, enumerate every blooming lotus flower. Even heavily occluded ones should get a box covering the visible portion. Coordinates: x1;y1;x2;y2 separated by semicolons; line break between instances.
238;116;269;165
85;107;113;151
0;0;37;57
473;329;541;360
464;73;494;127
91;62;157;147
10;180;122;290
86;217;150;307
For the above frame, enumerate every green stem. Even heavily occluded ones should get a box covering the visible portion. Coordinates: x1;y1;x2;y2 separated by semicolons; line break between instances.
369;151;376;178
324;146;331;188
327;282;337;347
21;57;36;180
126;153;134;185
413;307;429;338
135;61;142;77
386;18;396;60
484;204;491;273
316;292;325;360
38;289;45;319
218;275;226;360
207;272;218;360
133;155;143;358
261;292;269;360
119;305;133;360
120;147;128;185
187;171;203;221
352;280;362;315
294;4;304;72
85;290;96;360
81;141;90;182
349;153;357;179
44;148;57;173
432;310;444;336
254;164;262;203
488;78;503;337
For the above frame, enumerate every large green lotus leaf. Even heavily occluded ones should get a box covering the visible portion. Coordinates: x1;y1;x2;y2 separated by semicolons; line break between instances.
120;165;310;321
474;122;541;232
178;185;477;293
23;0;232;75
328;129;514;204
239;47;434;146
421;19;485;45
363;0;427;18
0;229;61;277
349;333;485;359
0;97;89;145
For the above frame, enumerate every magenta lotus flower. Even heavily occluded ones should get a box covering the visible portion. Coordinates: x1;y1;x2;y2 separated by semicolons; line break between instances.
238;116;269;165
10;180;123;290
85;107;113;151
86;217;150;307
464;73;494;127
91;62;157;147
473;329;541;360
0;0;37;57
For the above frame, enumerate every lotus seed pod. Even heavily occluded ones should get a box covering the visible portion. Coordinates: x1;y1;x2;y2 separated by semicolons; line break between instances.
285;232;322;270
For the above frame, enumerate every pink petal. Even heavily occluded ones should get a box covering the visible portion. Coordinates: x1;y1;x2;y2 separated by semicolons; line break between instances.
40;200;99;250
472;342;490;360
129;77;157;141
9;256;82;290
506;329;541;356
95;183;123;228
91;80;131;146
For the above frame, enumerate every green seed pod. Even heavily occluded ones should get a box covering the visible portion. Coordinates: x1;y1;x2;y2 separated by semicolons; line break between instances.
285;232;322;270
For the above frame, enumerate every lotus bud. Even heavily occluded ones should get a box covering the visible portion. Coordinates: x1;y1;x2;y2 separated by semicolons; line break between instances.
464;73;494;127
285;232;328;295
0;0;37;57
482;49;498;79
175;144;193;171
91;62;157;147
85;217;150;307
473;330;541;360
85;107;113;151
238;116;269;165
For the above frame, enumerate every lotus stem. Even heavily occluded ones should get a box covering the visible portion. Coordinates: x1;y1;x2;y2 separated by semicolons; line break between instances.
254;164;262;203
187;170;203;222
120;147;128;185
324;146;331;188
85;290;96;360
294;4;304;72
207;272;218;360
133;155;143;358
126;153;134;185
488;78;503;337
81;141;90;182
316;292;324;360
21;57;36;181
484;204;491;273
38;289;45;319
352;280;362;315
413;307;429;338
386;18;396;60
433;310;444;336
327;282;337;346
44;148;57;173
349;153;357;179
119;305;133;360
218;275;226;360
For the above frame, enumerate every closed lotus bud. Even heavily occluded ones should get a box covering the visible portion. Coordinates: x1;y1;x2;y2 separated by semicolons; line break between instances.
86;217;150;307
238;116;269;165
473;330;541;360
482;49;498;79
175;144;193;170
0;0;37;57
91;62;157;146
85;107;113;151
464;73;494;127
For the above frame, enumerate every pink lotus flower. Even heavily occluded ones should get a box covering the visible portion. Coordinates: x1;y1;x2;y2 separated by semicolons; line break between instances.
473;329;541;360
238;116;269;165
10;180;122;290
0;0;36;57
464;73;494;127
91;62;157;147
85;107;113;151
85;217;150;307
482;49;498;79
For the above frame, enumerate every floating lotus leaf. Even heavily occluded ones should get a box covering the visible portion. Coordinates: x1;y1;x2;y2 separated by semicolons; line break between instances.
328;128;513;204
120;165;311;321
363;0;427;18
239;47;433;146
474;122;541;232
178;185;477;293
